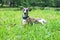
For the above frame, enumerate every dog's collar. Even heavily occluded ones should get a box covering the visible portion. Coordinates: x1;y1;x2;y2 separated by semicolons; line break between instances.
23;16;29;19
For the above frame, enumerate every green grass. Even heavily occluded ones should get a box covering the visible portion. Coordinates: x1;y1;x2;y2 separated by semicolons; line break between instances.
0;8;60;40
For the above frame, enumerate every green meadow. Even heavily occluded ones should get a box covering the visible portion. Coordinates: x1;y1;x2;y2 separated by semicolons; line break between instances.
0;8;60;40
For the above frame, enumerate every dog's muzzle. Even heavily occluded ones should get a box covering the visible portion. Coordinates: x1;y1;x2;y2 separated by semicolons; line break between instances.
24;13;26;14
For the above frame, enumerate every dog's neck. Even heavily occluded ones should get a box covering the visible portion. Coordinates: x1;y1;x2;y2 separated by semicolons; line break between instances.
22;15;29;19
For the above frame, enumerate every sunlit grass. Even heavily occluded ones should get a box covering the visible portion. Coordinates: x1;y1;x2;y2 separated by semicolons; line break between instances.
0;8;60;40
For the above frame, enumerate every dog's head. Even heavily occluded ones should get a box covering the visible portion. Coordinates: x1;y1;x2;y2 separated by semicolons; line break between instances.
22;7;32;17
23;8;28;15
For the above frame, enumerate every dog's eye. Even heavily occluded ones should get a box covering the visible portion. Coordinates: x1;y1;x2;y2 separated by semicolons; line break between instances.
26;10;28;11
23;9;25;11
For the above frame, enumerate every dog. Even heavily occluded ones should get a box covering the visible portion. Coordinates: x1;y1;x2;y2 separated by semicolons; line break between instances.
22;7;47;26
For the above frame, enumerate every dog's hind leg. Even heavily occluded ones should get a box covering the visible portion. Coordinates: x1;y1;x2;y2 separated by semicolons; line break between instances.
37;18;47;25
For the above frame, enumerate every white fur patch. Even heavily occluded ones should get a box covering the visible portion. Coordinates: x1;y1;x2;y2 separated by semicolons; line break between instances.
38;18;47;25
22;19;27;25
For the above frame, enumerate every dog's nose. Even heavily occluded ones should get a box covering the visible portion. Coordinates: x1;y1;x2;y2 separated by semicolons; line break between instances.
24;13;26;14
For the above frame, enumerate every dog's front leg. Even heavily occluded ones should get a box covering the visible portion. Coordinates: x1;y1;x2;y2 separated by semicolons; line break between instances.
22;19;27;26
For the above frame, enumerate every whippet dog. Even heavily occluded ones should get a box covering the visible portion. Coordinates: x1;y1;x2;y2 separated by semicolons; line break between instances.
22;7;47;26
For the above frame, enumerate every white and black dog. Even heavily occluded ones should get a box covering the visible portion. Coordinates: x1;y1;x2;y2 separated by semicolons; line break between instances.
22;7;47;26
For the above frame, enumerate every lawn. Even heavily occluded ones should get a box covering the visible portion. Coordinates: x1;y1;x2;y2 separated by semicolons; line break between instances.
0;8;60;40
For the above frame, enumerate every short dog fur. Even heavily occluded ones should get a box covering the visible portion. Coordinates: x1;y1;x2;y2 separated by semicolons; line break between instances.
22;7;47;26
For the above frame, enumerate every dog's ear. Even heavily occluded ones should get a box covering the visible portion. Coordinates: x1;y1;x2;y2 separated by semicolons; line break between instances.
29;8;32;11
28;7;32;11
20;6;24;10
